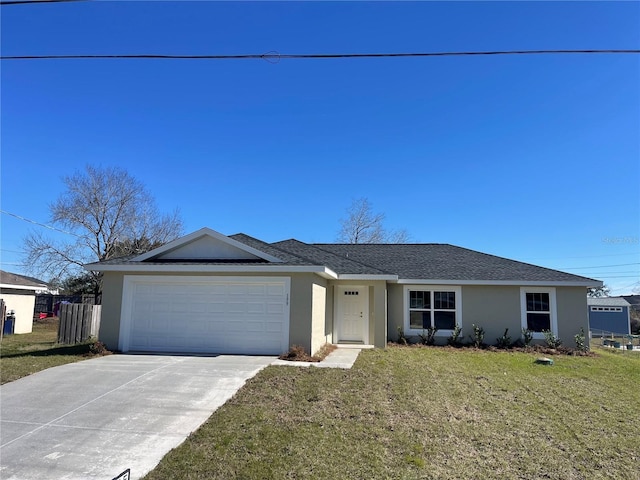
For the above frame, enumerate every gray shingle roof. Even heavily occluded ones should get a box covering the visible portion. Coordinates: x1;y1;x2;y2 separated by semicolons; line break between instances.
587;297;630;307
271;240;387;275
83;229;600;284
0;270;48;288
308;243;599;283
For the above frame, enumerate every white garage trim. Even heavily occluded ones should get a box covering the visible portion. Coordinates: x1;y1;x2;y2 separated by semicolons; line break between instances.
119;275;290;354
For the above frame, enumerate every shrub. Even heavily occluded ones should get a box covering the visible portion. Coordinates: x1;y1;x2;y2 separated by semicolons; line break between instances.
521;328;533;347
418;326;438;345
447;325;463;347
470;324;485;348
88;340;110;356
397;326;408;345
543;330;563;349
574;328;588;352
496;328;512;349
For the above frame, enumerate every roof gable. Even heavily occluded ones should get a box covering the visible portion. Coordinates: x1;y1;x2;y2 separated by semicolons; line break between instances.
133;228;283;263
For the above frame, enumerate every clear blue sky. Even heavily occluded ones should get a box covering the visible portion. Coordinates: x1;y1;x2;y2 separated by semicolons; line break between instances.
1;1;639;295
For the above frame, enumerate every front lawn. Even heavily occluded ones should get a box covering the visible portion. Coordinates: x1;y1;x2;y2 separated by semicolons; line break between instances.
0;318;94;384
146;347;640;480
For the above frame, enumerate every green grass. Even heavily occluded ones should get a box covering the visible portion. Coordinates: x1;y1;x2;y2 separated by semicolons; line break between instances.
0;319;93;384
145;346;640;480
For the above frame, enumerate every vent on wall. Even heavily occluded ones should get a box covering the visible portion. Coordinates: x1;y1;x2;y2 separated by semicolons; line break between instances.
344;291;359;296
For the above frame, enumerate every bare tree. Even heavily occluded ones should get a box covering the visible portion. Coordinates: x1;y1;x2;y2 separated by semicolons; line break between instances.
337;197;409;244
587;285;610;298
24;165;183;293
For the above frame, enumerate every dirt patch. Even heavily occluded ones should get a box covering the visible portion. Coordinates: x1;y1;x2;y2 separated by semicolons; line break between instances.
278;343;337;362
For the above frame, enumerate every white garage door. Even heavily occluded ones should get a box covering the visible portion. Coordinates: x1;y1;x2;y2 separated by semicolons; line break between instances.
120;276;290;355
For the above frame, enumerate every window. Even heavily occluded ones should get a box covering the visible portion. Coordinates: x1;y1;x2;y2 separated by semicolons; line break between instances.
525;292;551;331
520;287;557;337
406;286;461;332
590;306;622;312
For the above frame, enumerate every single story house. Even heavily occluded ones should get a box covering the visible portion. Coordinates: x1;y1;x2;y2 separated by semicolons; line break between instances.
85;227;601;355
0;270;49;334
588;297;632;335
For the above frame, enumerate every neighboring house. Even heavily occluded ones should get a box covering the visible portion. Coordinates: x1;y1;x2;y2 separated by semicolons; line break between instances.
588;297;632;335
85;227;601;355
0;270;49;334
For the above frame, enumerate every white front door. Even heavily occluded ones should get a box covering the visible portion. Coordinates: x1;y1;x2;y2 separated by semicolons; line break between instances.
335;286;368;343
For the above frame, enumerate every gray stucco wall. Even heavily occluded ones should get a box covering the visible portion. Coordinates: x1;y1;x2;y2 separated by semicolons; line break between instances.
386;284;590;347
99;272;125;349
556;287;590;346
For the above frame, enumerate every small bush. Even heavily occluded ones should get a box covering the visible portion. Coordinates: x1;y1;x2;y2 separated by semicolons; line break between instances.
417;326;438;345
574;328;588;352
521;328;533;347
447;325;463;347
88;340;111;356
543;330;563;349
280;345;314;362
397;326;408;345
496;328;512;349
470;324;485;348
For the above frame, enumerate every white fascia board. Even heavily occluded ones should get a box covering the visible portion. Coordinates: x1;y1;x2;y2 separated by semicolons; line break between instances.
132;227;283;263
84;263;338;276
0;283;44;291
395;279;602;287
337;274;399;281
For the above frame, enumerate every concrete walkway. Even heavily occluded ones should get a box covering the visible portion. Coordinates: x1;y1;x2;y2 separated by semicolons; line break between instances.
0;354;274;480
271;347;362;369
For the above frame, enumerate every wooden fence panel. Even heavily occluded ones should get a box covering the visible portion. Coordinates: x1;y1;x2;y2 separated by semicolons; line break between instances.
91;305;102;337
0;299;6;342
58;303;95;345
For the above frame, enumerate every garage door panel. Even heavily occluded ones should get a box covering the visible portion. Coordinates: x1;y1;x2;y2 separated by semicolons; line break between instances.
123;277;289;355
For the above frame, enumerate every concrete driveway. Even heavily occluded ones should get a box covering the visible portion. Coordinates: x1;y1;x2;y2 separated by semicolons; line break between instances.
0;354;274;480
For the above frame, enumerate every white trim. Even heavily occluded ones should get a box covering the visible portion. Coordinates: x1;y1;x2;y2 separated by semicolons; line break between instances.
334;285;369;344
119;275;291;353
403;285;462;336
396;279;600;287
520;287;558;339
337;274;398;281
86;263;338;278
132;227;283;263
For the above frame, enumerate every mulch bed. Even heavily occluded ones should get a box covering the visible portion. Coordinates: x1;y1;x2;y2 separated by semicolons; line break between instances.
278;343;338;362
388;342;596;356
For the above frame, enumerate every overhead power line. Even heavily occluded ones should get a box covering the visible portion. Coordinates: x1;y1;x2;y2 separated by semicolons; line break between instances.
560;262;640;270
0;0;86;5
0;209;81;237
1;49;639;62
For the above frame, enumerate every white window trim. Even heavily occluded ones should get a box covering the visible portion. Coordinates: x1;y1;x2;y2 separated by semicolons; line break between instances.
403;285;462;336
520;287;557;339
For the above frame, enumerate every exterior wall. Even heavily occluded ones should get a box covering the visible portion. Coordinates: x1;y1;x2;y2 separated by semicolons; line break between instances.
556;287;590;347
328;280;387;348
99;272;125;348
588;307;630;335
461;285;521;345
0;290;36;334
98;271;321;354
387;284;589;348
311;283;327;355
387;283;404;341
